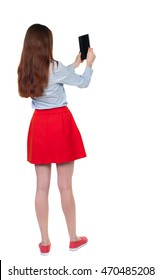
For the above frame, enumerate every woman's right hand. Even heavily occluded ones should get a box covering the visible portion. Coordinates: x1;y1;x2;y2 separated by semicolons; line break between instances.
86;48;96;68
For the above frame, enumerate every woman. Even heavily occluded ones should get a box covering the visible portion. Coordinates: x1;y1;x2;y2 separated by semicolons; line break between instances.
17;23;95;255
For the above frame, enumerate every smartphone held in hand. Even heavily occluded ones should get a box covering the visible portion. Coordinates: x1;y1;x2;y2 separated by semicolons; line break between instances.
78;34;90;60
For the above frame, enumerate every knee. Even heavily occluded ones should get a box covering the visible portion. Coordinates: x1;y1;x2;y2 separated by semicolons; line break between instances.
57;179;72;193
36;183;50;194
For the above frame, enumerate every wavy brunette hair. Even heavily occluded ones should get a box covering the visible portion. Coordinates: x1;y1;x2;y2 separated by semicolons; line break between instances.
17;24;54;97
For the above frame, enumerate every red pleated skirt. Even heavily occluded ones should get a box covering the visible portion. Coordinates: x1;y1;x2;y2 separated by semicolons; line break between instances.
27;106;86;164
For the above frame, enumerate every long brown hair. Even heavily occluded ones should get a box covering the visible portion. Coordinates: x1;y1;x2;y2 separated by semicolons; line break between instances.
17;24;54;98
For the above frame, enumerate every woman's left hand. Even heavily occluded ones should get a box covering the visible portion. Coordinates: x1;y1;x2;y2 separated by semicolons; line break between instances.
72;53;84;68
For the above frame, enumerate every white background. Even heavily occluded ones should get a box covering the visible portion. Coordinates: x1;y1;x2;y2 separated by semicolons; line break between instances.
0;0;161;279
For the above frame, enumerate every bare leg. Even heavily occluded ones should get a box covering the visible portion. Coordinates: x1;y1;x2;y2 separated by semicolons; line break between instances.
56;161;80;242
35;164;51;245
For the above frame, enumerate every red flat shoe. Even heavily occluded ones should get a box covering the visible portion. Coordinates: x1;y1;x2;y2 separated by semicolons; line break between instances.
39;243;51;255
69;236;88;251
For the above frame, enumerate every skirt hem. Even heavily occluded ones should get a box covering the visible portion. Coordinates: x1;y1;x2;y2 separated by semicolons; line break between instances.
27;154;87;165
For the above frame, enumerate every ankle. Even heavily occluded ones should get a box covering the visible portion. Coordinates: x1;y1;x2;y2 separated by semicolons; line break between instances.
70;236;81;242
41;238;51;246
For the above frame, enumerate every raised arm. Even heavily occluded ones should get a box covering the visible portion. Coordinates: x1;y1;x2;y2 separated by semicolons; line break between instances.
54;48;96;88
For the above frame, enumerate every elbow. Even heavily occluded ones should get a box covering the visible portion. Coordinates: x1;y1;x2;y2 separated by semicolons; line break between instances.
77;74;91;88
78;80;90;88
78;84;88;88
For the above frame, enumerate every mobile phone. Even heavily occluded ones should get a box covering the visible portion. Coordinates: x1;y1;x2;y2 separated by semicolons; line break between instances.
78;34;90;60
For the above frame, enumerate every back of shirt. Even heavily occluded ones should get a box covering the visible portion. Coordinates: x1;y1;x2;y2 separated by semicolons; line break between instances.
31;61;93;109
